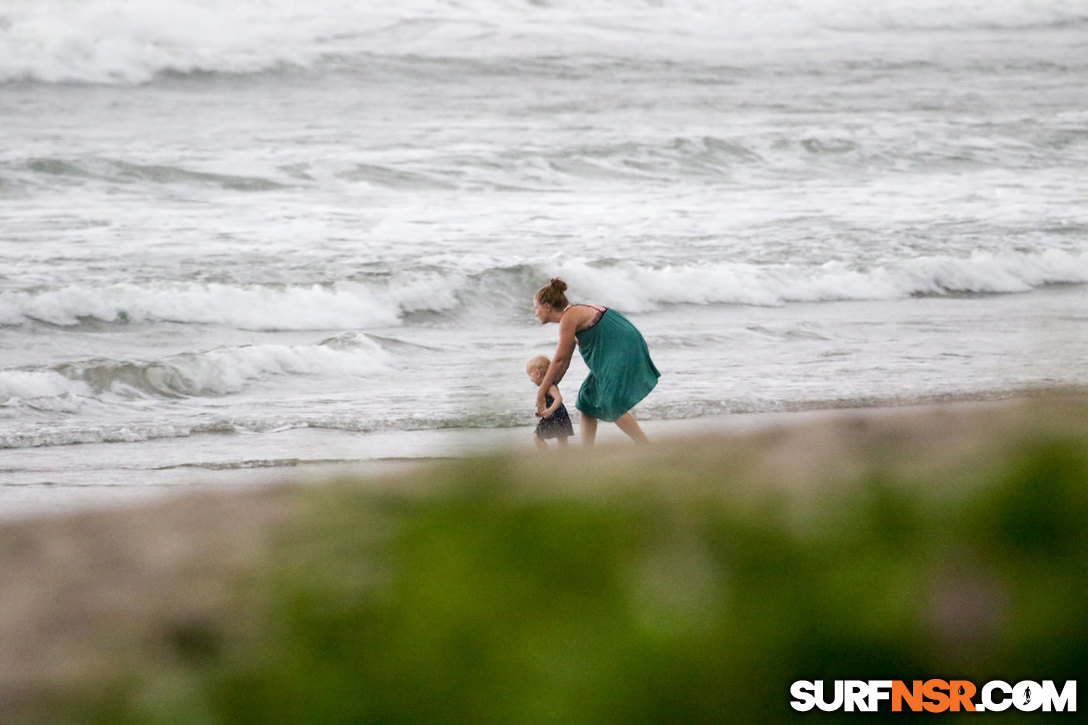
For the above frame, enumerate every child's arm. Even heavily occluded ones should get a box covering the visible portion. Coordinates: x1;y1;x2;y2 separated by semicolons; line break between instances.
541;385;563;419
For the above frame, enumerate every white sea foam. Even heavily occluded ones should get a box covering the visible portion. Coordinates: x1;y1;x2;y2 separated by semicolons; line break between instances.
2;0;1084;84
0;336;389;418
0;370;93;405
2;250;1084;330
116;339;390;397
0;422;195;449
0;282;408;330
548;249;1088;311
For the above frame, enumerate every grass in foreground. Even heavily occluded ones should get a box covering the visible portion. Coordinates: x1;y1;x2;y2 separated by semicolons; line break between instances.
28;401;1088;723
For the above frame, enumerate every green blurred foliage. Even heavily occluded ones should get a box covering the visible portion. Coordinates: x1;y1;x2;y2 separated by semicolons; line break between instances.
37;430;1088;724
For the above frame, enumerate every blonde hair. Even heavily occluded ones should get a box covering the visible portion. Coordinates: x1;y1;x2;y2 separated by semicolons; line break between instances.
525;355;551;374
535;278;569;309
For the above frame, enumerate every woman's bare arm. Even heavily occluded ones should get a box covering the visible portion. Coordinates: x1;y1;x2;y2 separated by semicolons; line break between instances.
536;311;579;414
546;316;576;385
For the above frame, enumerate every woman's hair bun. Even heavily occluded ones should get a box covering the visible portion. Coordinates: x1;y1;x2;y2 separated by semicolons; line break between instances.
535;277;570;308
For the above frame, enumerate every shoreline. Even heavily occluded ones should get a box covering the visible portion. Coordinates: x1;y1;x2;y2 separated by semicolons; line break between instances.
2;389;1083;523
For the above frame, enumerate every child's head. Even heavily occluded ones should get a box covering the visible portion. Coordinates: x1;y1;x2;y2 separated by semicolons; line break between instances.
525;355;550;385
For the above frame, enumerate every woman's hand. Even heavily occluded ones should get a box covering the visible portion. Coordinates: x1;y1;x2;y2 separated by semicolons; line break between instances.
535;386;549;417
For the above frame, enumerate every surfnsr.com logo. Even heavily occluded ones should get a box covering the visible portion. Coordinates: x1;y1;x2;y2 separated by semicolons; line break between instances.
790;680;1076;713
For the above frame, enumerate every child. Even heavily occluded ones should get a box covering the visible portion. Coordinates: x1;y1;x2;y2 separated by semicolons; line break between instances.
526;355;574;448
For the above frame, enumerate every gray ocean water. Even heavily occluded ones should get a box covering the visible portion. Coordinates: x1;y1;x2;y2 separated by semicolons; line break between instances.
2;0;1087;515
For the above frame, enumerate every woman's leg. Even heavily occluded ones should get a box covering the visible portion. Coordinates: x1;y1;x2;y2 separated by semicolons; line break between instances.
615;413;649;445
580;413;598;447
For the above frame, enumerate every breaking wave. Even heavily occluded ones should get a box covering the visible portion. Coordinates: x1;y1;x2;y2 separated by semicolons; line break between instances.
0;334;388;412
0;279;457;330
16;157;288;191
3;0;1085;84
2;249;1083;332
547;248;1088;312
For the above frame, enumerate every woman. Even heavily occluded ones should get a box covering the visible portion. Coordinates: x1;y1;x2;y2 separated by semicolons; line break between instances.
533;278;660;446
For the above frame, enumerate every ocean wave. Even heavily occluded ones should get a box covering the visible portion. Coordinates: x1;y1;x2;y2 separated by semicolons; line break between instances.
0;421;197;450
0;0;350;84
2;140;784;194
9;128;1080;195
0;335;389;409
533;249;1088;311
529;131;1086;186
152;457;356;471
3;0;1085;85
17;157;288;192
0;371;93;411
0;409;525;450
2;250;1084;333
299;138;763;192
0;279;454;330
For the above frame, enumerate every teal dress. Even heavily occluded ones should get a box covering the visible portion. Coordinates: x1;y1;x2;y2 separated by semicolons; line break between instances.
574;307;660;422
